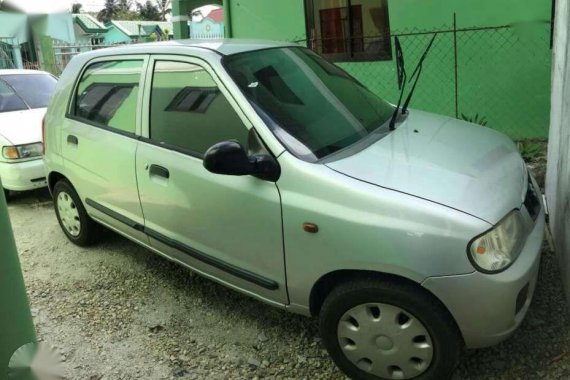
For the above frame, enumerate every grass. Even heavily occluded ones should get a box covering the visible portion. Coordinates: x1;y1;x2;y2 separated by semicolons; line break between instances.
516;140;547;164
460;113;488;127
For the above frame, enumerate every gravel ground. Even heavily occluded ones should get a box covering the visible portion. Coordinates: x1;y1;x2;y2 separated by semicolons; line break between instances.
7;185;569;380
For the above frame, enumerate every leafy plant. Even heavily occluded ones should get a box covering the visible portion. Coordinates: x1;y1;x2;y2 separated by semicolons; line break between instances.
516;141;546;163
147;32;158;42
461;113;488;127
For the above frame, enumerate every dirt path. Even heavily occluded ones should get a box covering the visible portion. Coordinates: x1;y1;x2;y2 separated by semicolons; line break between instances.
7;189;569;380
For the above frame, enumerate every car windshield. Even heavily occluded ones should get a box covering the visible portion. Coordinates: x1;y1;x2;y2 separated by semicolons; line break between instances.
223;47;394;161
0;73;57;112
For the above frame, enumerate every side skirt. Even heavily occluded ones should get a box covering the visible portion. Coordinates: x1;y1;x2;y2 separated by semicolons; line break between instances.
85;198;280;291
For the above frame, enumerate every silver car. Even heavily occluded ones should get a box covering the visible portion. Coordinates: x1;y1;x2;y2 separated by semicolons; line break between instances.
43;40;544;380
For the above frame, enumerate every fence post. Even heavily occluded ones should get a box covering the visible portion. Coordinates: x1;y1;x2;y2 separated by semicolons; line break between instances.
11;44;23;69
0;179;36;377
453;13;459;119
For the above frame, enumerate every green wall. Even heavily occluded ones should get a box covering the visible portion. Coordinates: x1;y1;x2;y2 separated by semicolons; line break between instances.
227;0;553;139
38;35;57;75
388;0;550;30
228;0;306;41
0;184;36;378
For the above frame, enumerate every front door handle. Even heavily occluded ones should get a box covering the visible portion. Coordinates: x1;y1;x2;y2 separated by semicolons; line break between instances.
67;135;78;146
149;164;169;179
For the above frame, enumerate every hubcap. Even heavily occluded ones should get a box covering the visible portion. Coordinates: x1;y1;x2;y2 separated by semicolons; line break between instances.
337;303;433;379
57;191;81;237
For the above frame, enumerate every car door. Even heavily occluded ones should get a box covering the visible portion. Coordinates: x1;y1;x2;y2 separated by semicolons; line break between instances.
61;56;148;242
135;56;287;305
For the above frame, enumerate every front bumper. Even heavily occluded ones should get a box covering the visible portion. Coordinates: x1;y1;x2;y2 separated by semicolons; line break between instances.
422;205;545;349
0;158;47;191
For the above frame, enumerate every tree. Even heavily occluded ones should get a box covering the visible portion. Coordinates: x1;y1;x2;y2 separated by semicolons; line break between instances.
116;0;142;19
71;3;83;13
99;0;141;22
117;0;134;12
116;9;143;20
97;0;118;23
155;0;171;21
137;1;161;21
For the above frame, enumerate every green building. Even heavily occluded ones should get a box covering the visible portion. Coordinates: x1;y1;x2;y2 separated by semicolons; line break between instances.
172;0;553;139
0;1;76;72
73;13;107;46
104;20;174;44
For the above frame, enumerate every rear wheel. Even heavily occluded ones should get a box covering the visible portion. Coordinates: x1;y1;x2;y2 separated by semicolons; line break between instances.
53;179;100;246
319;278;462;380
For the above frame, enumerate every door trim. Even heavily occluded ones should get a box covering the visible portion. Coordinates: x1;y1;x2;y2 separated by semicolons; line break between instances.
86;198;144;231
144;228;279;290
85;198;279;290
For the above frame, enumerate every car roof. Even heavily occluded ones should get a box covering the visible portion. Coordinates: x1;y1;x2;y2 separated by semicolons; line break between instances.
0;69;52;76
87;39;299;57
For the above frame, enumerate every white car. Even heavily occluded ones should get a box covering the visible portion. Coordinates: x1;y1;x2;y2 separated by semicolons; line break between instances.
0;70;57;200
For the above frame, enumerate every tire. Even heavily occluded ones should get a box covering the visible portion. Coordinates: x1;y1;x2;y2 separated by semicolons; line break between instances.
319;278;462;380
3;189;11;202
53;179;101;246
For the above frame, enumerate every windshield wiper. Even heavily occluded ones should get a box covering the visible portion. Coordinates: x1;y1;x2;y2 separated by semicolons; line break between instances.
388;33;438;131
402;33;438;114
388;37;406;131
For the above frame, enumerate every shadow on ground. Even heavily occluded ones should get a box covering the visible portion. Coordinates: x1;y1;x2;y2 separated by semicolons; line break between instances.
9;189;569;379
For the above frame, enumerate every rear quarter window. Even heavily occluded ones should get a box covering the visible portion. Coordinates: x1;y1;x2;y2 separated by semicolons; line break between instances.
0;79;28;113
72;60;143;134
0;73;57;109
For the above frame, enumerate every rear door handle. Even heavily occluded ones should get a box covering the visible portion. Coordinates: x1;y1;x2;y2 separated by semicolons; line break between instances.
67;135;78;146
149;164;169;179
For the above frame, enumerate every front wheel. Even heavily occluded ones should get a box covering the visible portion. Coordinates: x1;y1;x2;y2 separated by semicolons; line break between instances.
319;278;462;380
53;179;100;246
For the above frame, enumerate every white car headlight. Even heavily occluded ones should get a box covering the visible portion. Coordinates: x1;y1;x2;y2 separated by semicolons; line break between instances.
2;143;43;160
468;210;527;273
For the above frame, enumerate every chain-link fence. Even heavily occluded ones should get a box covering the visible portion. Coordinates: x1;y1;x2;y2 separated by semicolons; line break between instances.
294;21;552;140
2;21;550;140
1;38;43;71
0;38;19;69
38;40;136;76
42;32;224;76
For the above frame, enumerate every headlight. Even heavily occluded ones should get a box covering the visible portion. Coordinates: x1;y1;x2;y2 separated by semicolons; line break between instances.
468;210;527;273
2;143;43;160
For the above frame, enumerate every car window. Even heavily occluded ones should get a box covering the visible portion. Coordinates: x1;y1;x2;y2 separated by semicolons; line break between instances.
0;73;56;109
0;79;28;113
74;60;143;134
150;60;249;156
224;47;393;162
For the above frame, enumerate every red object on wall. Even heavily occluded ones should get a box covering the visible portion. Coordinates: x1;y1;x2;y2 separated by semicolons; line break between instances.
319;5;363;55
320;7;344;54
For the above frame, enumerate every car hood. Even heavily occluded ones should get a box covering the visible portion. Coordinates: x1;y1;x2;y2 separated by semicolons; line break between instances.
0;108;46;145
326;110;526;224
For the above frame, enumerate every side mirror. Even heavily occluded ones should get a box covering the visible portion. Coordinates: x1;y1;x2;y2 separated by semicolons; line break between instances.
203;141;254;176
203;140;281;182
